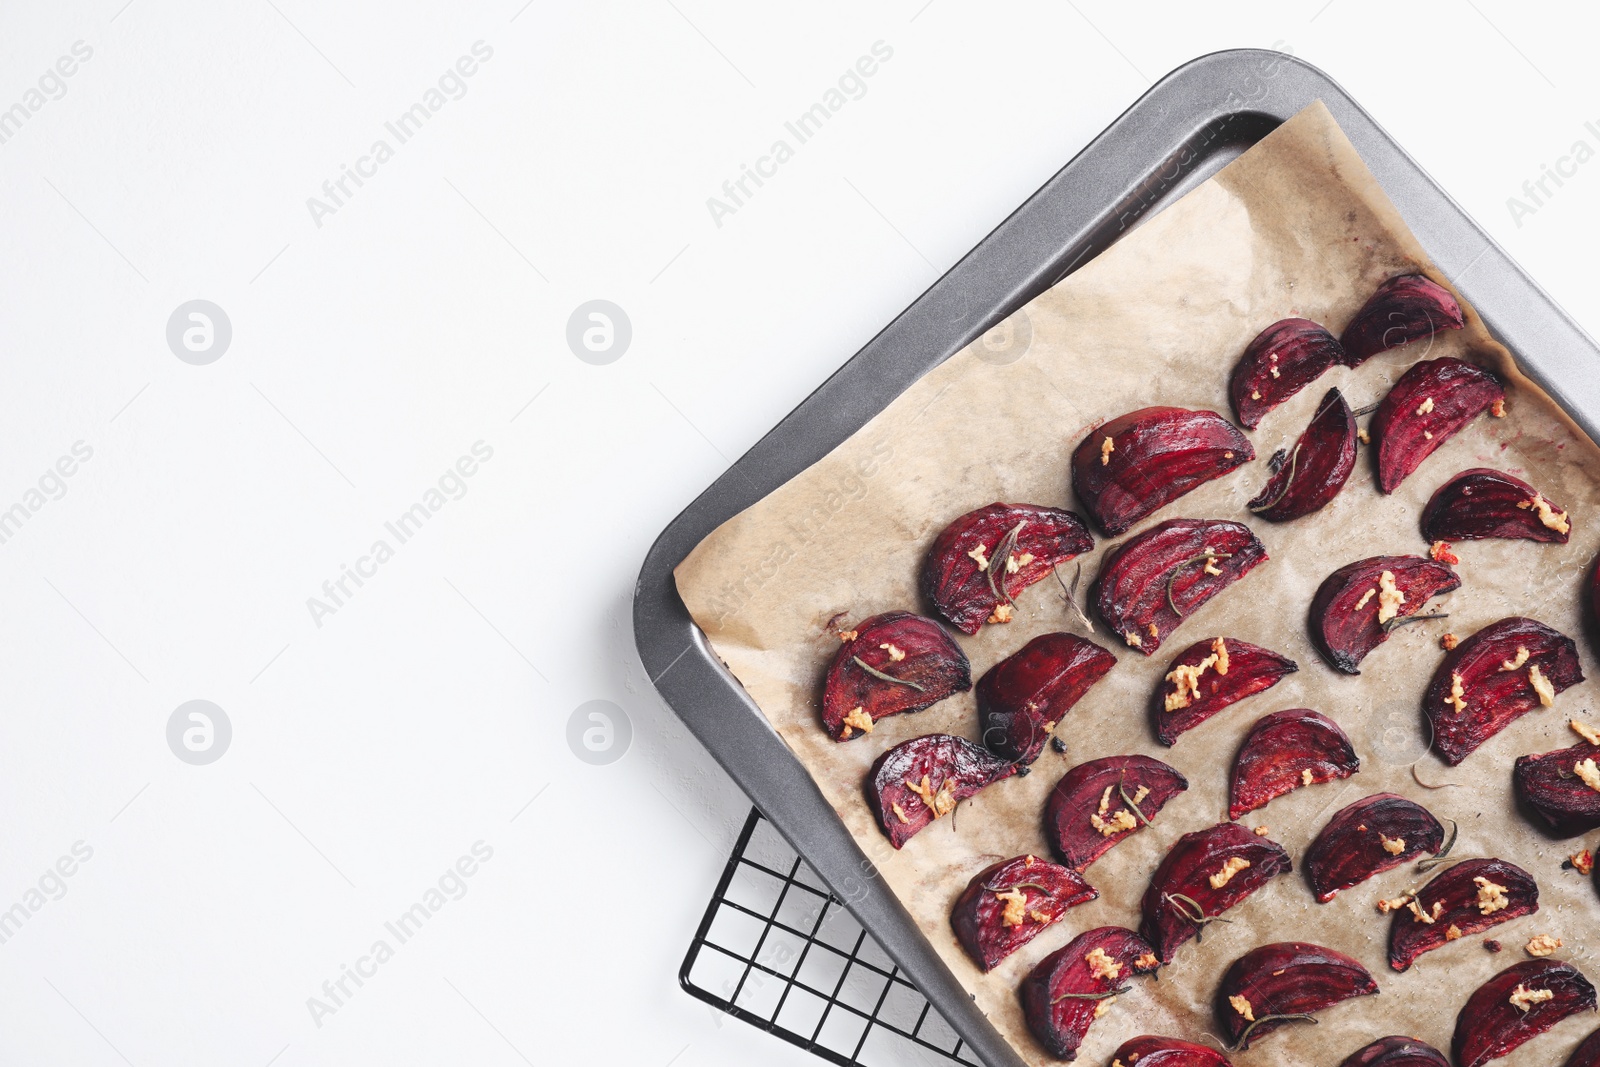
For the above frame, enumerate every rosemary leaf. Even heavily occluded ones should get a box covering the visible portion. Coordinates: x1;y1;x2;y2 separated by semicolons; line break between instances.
1249;444;1302;514
1234;1013;1317;1051
1166;552;1234;617
1050;985;1129;1004
852;656;926;692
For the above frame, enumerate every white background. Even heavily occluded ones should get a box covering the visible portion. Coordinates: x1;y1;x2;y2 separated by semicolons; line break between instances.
0;2;1596;1065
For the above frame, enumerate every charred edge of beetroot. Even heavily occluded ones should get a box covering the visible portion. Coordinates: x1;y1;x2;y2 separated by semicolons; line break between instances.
1336;1036;1450;1067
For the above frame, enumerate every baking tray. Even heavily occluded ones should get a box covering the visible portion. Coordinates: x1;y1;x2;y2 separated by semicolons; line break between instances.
634;48;1600;1067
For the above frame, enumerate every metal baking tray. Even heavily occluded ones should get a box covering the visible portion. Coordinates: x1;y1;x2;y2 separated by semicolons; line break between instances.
634;48;1600;1067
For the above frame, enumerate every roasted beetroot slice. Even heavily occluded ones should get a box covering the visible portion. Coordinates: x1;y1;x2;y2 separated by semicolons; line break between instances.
977;632;1115;764
1340;274;1465;365
1452;959;1597;1067
1305;793;1444;902
1071;407;1254;536
1567;1028;1600;1067
1247;388;1358;521
822;612;971;741
1387;857;1539;972
1228;709;1359;820
1216;941;1378;1050
1421;468;1572;544
1154;637;1296;745
1095;519;1267;657
1045;754;1188;870
922;502;1094;635
1309;554;1460;674
1138;821;1291;963
951;855;1098;972
1113;1036;1234;1067
1230;318;1346;429
1371;357;1504;493
1514;739;1600;836
866;734;1015;849
1426;616;1584;766
1019;926;1161;1061
1338;1036;1450;1067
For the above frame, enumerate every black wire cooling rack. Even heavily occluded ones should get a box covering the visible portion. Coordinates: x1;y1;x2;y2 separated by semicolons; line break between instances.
680;808;983;1067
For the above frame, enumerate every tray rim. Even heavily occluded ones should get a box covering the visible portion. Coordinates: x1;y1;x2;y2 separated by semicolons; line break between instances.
634;47;1600;1067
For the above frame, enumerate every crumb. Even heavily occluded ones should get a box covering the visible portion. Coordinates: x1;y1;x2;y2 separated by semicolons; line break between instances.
1429;540;1460;565
1441;632;1458;651
1485;939;1502;952
1490;397;1506;417
1358;427;1370;444
1254;825;1270;836
1571;720;1600;746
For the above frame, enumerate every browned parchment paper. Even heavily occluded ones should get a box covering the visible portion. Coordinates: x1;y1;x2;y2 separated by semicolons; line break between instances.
675;102;1600;1065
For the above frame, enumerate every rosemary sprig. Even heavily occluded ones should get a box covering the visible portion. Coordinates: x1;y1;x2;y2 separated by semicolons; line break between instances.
985;521;1028;605
1053;562;1094;630
1051;984;1129;1004
1248;443;1302;514
1119;776;1150;826
1352;402;1380;417
1233;1013;1318;1051
1166;552;1233;617
1416;820;1460;872
1163;892;1232;942
983;881;1052;894
852;656;925;691
1382;611;1449;633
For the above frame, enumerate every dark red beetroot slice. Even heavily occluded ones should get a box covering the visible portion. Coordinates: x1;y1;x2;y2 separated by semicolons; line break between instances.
1514;737;1600;836
977;632;1116;764
1019;926;1161;1061
1045;754;1188;870
822;612;971;741
1154;637;1296;745
1138;821;1291;963
1338;1036;1450;1067
1305;793;1445;902
1247;388;1358;521
1230;318;1346;429
866;734;1015;849
1340;274;1465;365
1568;1027;1600;1067
1309;554;1460;674
922;503;1094;635
1426;616;1584;766
1421;468;1572;544
1228;709;1360;820
1215;941;1378;1050
1452;959;1597;1067
1387;857;1539;972
950;855;1098;972
1095;519;1267;657
1071;407;1254;536
1371;357;1504;493
1113;1036;1233;1067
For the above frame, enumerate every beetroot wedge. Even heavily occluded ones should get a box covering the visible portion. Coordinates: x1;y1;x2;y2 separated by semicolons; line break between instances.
1567;1028;1600;1067
1514;737;1600;836
1247;388;1358;521
1371;357;1504;493
1216;942;1378;1050
1113;1036;1233;1067
1426;616;1584;766
867;734;1016;849
977;633;1116;764
1309;554;1460;674
1138;821;1292;963
1019;926;1161;1061
1305;793;1445;902
1339;1036;1449;1067
1228;709;1360;820
1386;857;1539;972
951;854;1098;971
1421;468;1572;544
1452;959;1597;1067
1095;519;1267;656
1071;407;1254;536
1341;274;1465;365
822;612;971;741
922;502;1094;634
1045;754;1188;870
1230;318;1346;429
1154;637;1296;745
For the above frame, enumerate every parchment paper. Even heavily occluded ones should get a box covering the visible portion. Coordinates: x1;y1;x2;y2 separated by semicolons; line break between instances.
675;103;1600;1065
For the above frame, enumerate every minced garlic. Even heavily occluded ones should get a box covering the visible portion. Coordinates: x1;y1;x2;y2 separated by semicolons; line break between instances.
1229;994;1255;1022
1164;648;1222;712
1094;996;1115;1018
1251;389;1262;400
1101;437;1115;465
1377;893;1414;914
1424;430;1434;440
1509;984;1553;1012
1028;909;1049;924
1123;630;1143;648
1131;785;1150;805
1529;664;1556;706
988;604;1014;625
1441;633;1459;651
1407;899;1443;924
1006;551;1035;574
1203;554;1223;576
1098;786;1114;816
1358;427;1371;444
905;775;956;818
1572;719;1600;746
1475;876;1510;915
1376;570;1405;624
994;888;1027;927
1525;934;1563;957
1085;946;1122;980
1447;672;1467;714
1570;850;1594;875
1417;397;1435;415
1354;587;1376;611
1500;646;1530;672
1302;768;1315;787
1091;810;1138;836
1490;397;1506;417
967;544;990;571
1254;825;1270;836
1148;622;1159;638
1380;833;1406;856
842;706;874;736
1270;366;1280;378
1574;758;1600;793
879;643;905;662
1520;494;1571;534
891;802;910;825
1209;856;1251;889
1445;924;1462;940
1135;952;1159;971
838;629;858;642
